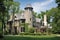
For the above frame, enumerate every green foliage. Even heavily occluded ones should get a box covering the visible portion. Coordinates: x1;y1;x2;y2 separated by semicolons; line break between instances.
38;11;45;20
0;22;2;31
39;7;60;34
19;10;24;14
51;0;60;34
0;0;20;35
19;32;41;35
32;11;37;17
28;27;34;33
37;14;41;18
56;0;60;8
4;35;60;40
25;23;28;33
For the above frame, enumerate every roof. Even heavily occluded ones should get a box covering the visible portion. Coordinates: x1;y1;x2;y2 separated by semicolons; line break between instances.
8;13;25;21
36;18;41;23
14;13;25;20
24;4;33;9
20;13;25;19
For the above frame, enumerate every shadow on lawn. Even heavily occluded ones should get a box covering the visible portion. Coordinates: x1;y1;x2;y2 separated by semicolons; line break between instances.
3;36;60;40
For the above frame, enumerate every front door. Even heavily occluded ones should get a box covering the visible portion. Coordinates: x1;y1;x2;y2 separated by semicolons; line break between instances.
14;26;17;34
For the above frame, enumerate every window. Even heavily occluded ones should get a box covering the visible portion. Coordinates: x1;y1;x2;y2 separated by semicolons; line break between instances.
30;18;31;21
21;27;25;32
42;23;44;26
20;19;25;23
15;16;17;18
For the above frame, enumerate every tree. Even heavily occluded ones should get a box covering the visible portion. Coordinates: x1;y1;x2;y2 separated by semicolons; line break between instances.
45;7;60;34
0;0;6;37
56;0;60;8
38;7;59;34
4;0;20;21
0;0;20;34
19;10;24;14
32;11;37;17
44;8;60;33
52;0;60;33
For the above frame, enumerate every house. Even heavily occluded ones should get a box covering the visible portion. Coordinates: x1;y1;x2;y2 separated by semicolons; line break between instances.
6;4;48;34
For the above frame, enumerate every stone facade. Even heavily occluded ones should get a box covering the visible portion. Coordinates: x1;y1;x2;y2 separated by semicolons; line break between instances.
24;4;34;28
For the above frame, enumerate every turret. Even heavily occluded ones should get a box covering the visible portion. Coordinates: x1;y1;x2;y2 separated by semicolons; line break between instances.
24;4;33;28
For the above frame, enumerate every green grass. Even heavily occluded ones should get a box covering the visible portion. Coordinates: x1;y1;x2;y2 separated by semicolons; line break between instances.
2;35;60;40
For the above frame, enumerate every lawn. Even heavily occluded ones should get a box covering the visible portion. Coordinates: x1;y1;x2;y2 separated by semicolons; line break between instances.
1;35;60;40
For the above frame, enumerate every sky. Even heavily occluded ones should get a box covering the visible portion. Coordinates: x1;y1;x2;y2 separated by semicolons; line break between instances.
14;0;58;13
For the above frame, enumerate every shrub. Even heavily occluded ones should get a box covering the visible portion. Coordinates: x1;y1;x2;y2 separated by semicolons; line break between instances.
19;32;42;35
28;27;34;33
0;31;3;38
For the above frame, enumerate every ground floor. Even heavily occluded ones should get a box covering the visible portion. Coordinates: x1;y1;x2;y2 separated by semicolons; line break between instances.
4;25;47;35
4;20;47;35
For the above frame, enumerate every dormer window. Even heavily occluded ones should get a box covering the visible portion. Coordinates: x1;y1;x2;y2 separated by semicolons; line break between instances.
30;18;31;21
15;16;17;18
